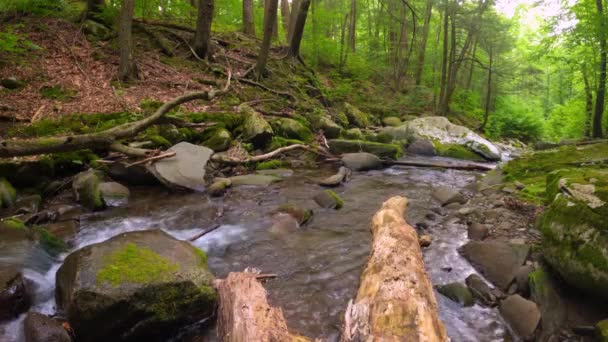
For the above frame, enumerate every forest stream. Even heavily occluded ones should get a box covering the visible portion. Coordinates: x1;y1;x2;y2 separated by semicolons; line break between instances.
0;157;510;341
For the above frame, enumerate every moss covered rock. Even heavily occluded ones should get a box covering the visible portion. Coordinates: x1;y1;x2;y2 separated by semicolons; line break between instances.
276;203;313;225
316;115;342;138
313;189;344;209
344;103;370;128
240;105;274;148
0;178;17;208
328;139;403;159
382;116;402;127
55;229;215;342
202;127;232;152
436;282;474;307
343;128;363;140
271;118;313;142
433;142;486;162
72;170;104;211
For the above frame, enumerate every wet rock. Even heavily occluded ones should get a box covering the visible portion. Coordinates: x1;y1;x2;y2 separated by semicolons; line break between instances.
458;207;474;215
208;178;231;197
432;186;466;206
343;128;363;140
72;169;104;211
276;203;313;225
319;166;351;187
107;161;159;186
256;168;294;178
344;102;370;128
328;139;403;159
465;274;498;306
0;178;17;208
436;282;474;307
0;77;25;90
269;213;300;235
24;312;70;342
55;229;216;342
459;241;530;289
202;127;232;152
467;222;488;241
341;152;383;171
271;118;313;142
382;116;402;127
45;220;79;243
150;142;213;191
406;138;437;156
514;264;535;297
499;294;541;340
529;268;567;340
229;174;281;186
240;105;273;148
419;234;432;247
0;266;31;321
14;195;41;215
99;182;130;207
313;190;344;210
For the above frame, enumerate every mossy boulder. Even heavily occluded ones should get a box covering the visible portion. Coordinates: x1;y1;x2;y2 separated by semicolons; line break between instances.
436;282;474;307
55;229;215;342
202;127;232;152
313;189;344;209
271;118;313;142
328;139;403;159
344;102;370;128
83;20;111;39
433;142;486;162
240;105;274;148
72;170;104;211
382;116;402;127
537;168;608;299
316;115;342;138
276;203;313;225
343;128;363;140
208;178;231;197
0;178;17;208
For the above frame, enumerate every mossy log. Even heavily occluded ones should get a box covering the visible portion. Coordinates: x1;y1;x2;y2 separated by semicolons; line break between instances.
216;272;310;342
342;196;448;342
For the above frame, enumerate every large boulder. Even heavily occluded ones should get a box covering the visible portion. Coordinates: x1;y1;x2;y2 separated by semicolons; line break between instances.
24;312;71;342
344;103;370;128
328;139;403;159
240;105;273;148
499;294;541;340
0;266;31;321
341;153;383;171
385;116;501;161
459;241;530;289
538;168;608;299
528;268;567;340
55;229;215;342
149;142;213;192
271;118;313;142
72;170;104;210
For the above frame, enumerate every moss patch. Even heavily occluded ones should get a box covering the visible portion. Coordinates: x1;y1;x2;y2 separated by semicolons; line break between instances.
433;142;485;162
255;159;285;170
2;218;25;230
36;227;68;256
97;243;180;286
325;189;344;209
39;85;77;101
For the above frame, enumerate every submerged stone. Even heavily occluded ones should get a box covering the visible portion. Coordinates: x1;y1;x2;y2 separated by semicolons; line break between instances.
313;189;344;209
229;174;281;186
436;282;474;307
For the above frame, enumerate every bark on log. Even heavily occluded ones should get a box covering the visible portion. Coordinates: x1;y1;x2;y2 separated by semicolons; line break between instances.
342;196;448;342
216;272;310;342
383;159;495;171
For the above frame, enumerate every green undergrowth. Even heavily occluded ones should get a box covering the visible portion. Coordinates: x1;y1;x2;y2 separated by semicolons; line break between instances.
255;159;285;170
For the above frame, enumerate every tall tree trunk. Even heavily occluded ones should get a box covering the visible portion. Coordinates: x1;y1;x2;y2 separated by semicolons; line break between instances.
288;0;301;42
594;0;606;138
118;0;137;81
85;0;105;20
280;0;290;40
583;63;594;138
479;51;493;131
438;0;449;113
243;0;255;36
287;0;311;58
347;0;357;52
466;39;477;91
432;10;443;108
339;13;348;70
266;0;279;40
255;0;279;79
193;0;214;59
415;0;433;86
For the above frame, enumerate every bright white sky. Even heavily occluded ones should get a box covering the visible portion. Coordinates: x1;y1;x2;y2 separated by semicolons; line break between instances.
495;0;577;31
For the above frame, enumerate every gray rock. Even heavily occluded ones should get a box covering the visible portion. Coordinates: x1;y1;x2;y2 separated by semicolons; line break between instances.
208;178;231;197
514;264;535;297
467;222;489;241
150;142;213;191
55;229;216;342
529;268;567;340
72;170;104;210
499;294;541;340
459;241;530;289
341;153;383;171
99;182;130;207
24;312;70;342
313;190;343;209
436;282;475;307
108;161;159;186
465;274;498;306
406;138;437;156
432;186;466;206
329;139;403;159
229;174;281;186
319;167;352;187
0;266;31;321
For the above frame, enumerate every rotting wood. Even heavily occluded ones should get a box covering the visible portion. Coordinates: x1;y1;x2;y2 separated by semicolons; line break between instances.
342;196;448;342
383;158;495;171
215;271;310;342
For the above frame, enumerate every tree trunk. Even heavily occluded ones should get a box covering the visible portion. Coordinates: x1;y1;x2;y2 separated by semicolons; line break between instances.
287;0;301;42
118;0;137;81
85;0;105;20
480;51;493;131
243;0;256;36
466;39;477;91
287;0;311;58
347;0;357;52
342;196;448;341
415;0;433;86
583;63;594;138
255;0;279;79
192;0;214;59
216;272;310;342
280;0;290;40
595;0;606;138
438;0;449;113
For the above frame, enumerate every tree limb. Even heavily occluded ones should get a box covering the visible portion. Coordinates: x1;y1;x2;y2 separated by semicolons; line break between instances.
211;144;325;165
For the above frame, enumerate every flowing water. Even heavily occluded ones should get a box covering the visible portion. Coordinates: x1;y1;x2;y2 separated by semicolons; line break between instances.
1;159;511;341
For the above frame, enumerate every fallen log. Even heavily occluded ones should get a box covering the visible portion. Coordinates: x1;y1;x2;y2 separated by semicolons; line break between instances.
342;196;448;342
215;272;310;342
383;158;495;171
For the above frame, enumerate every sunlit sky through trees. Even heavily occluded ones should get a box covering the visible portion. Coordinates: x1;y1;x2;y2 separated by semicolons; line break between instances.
496;0;577;32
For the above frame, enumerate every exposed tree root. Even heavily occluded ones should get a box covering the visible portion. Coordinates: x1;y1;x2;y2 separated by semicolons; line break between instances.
135;23;175;56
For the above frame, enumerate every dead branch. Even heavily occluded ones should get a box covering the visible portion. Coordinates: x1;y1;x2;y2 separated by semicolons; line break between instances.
383;159;495;171
126;151;176;167
211;144;325;165
188;224;221;242
109;142;154;157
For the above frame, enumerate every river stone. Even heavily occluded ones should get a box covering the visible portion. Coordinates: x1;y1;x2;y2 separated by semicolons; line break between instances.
240;105;273;148
230;174;281;186
436;282;474;307
514;264;535;296
313;190;344;209
55;229;215;342
467;222;489;241
202;127;232;152
276;203;313;225
406;138;437;156
14;195;41;215
432;186;466;206
499;294;541;340
0;266;31;321
256;168;294;178
319;166;352;187
150;142;212;192
208;178;231;197
528;268;567;340
24;312;70;342
341;153;383;171
99;182;130;207
108;162;159;186
465;274;498;306
0;178;17;208
344;102;370;128
385;116;501;161
459;241;530;289
328;139;403;159
271;118;313;142
72;170;104;211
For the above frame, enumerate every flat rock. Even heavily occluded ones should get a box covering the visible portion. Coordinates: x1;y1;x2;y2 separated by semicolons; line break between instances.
459;241;530;289
319;166;351;187
341;153;383;171
99;182;130;207
230;174;281;186
499;294;541;340
150;142;213;191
